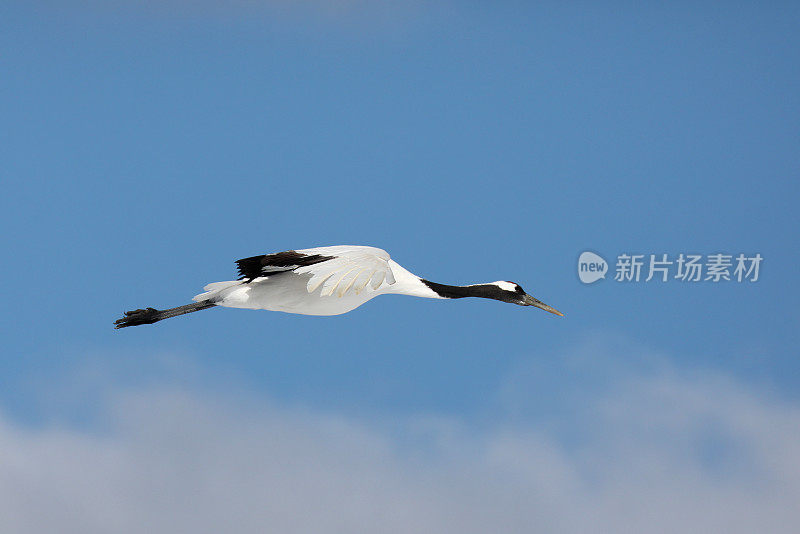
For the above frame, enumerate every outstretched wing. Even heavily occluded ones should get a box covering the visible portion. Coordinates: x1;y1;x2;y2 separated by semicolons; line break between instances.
294;246;396;297
235;246;396;297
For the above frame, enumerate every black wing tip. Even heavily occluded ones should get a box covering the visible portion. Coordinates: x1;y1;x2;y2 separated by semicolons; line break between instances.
234;250;336;282
235;255;266;282
114;307;161;329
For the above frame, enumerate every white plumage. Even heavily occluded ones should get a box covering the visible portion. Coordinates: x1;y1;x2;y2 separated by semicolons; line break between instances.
115;245;562;328
192;246;432;316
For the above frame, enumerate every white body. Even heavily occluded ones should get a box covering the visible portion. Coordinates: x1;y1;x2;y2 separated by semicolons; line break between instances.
192;246;441;316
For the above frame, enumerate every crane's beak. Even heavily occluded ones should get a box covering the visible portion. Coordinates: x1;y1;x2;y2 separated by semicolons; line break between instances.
521;294;564;316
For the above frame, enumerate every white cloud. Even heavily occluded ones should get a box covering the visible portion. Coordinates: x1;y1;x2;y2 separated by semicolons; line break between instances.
1;340;799;533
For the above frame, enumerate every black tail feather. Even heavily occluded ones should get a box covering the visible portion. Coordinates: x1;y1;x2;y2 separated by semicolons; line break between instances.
114;301;216;329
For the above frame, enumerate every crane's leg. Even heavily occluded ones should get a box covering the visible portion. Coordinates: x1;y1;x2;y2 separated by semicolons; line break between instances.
114;300;216;329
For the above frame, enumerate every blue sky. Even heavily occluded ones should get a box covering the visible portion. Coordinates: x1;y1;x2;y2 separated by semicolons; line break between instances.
1;2;799;531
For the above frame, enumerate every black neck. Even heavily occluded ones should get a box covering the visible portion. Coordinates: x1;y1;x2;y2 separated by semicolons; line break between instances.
421;280;501;300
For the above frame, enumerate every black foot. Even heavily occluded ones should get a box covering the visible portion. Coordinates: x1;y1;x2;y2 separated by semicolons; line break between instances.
114;307;161;329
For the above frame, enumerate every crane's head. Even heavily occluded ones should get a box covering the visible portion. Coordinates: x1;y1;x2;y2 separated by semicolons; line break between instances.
490;281;564;316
